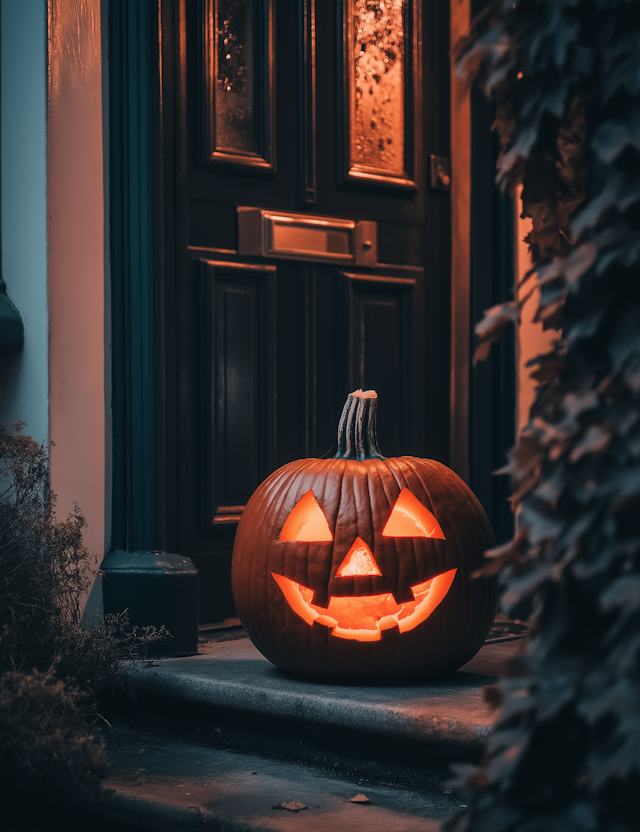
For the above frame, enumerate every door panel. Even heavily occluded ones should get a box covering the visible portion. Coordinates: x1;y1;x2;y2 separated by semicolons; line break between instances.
200;260;277;530
169;0;450;623
345;272;419;457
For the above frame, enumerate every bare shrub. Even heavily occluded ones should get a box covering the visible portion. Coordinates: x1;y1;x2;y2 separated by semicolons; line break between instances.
0;421;166;815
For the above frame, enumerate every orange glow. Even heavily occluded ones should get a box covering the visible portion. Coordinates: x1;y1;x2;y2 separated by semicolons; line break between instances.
336;537;382;577
271;568;457;641
516;185;556;434
382;488;445;539
279;490;333;542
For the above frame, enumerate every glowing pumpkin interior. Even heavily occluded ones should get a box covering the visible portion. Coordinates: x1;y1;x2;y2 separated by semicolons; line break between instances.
279;490;332;542
336;538;381;577
382;487;445;539
273;488;455;641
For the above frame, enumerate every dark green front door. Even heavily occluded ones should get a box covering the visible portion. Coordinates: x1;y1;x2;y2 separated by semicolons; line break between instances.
164;0;451;622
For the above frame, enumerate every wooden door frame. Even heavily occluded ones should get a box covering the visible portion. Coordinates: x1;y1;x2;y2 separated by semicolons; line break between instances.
449;0;471;482
102;0;198;657
450;0;516;542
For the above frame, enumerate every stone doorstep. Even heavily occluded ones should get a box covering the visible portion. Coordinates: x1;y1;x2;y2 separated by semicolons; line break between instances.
77;637;517;832
125;636;519;757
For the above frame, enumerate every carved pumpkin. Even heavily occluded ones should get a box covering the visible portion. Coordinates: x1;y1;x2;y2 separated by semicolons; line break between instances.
231;390;498;681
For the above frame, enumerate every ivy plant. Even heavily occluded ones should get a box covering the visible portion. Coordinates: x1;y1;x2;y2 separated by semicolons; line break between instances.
447;1;640;830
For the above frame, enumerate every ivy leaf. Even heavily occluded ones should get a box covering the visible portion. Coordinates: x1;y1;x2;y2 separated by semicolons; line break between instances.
561;802;597;831
599;575;640;612
564;243;597;287
592;106;640;163
602;32;640;99
608;306;640;373
568;426;611;462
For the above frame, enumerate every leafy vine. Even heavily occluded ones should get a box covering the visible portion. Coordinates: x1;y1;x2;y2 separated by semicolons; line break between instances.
447;1;640;830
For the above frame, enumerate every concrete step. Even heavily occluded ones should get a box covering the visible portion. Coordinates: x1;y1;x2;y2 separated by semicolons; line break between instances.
83;724;462;832
80;633;520;831
117;633;519;780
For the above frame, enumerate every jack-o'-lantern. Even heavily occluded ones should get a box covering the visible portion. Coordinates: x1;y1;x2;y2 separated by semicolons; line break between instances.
231;390;498;681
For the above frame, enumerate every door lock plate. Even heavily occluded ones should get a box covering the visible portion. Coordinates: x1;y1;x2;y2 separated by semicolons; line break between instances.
429;155;451;192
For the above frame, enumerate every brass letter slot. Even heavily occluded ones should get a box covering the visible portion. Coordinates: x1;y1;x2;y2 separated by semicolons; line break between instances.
238;207;377;267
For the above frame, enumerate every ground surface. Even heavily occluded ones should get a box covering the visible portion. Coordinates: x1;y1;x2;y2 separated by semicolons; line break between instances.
67;634;521;831
98;724;460;832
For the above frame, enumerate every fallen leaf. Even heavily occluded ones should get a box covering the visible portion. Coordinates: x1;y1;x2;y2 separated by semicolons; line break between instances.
272;801;307;813
349;794;371;804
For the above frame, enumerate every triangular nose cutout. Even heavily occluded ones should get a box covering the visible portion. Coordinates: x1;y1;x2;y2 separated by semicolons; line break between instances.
336;537;382;577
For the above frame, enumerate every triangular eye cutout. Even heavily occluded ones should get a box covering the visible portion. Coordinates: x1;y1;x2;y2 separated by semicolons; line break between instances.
279;490;333;542
382;488;445;539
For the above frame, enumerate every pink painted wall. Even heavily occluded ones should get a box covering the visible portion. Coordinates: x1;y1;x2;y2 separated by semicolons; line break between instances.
48;0;108;614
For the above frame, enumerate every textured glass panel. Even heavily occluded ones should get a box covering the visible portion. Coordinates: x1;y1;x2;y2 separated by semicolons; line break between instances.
216;0;254;152
352;0;405;173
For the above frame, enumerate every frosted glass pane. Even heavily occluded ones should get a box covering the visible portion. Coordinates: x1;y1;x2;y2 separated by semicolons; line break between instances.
352;0;405;173
216;0;254;152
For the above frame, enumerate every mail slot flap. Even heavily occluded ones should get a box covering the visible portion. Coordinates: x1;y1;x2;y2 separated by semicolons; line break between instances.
238;207;377;267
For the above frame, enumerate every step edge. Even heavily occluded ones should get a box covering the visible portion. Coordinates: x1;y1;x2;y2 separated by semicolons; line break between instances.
125;669;494;751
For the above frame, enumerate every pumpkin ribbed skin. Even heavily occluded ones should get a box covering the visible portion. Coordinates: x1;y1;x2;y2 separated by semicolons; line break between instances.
232;453;498;681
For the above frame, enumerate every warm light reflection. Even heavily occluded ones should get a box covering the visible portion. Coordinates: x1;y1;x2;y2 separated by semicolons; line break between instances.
336;537;382;576
271;568;457;641
382;488;445;539
279;490;333;542
352;0;405;173
215;0;255;152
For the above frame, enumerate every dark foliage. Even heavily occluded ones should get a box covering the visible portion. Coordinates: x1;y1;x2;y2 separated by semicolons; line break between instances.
0;422;165;813
446;2;640;831
0;669;106;802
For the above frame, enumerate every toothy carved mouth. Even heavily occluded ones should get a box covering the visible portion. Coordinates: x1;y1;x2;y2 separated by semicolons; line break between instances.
271;569;457;642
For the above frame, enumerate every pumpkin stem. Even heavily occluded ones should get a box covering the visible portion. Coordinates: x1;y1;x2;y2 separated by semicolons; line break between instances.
334;390;386;461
